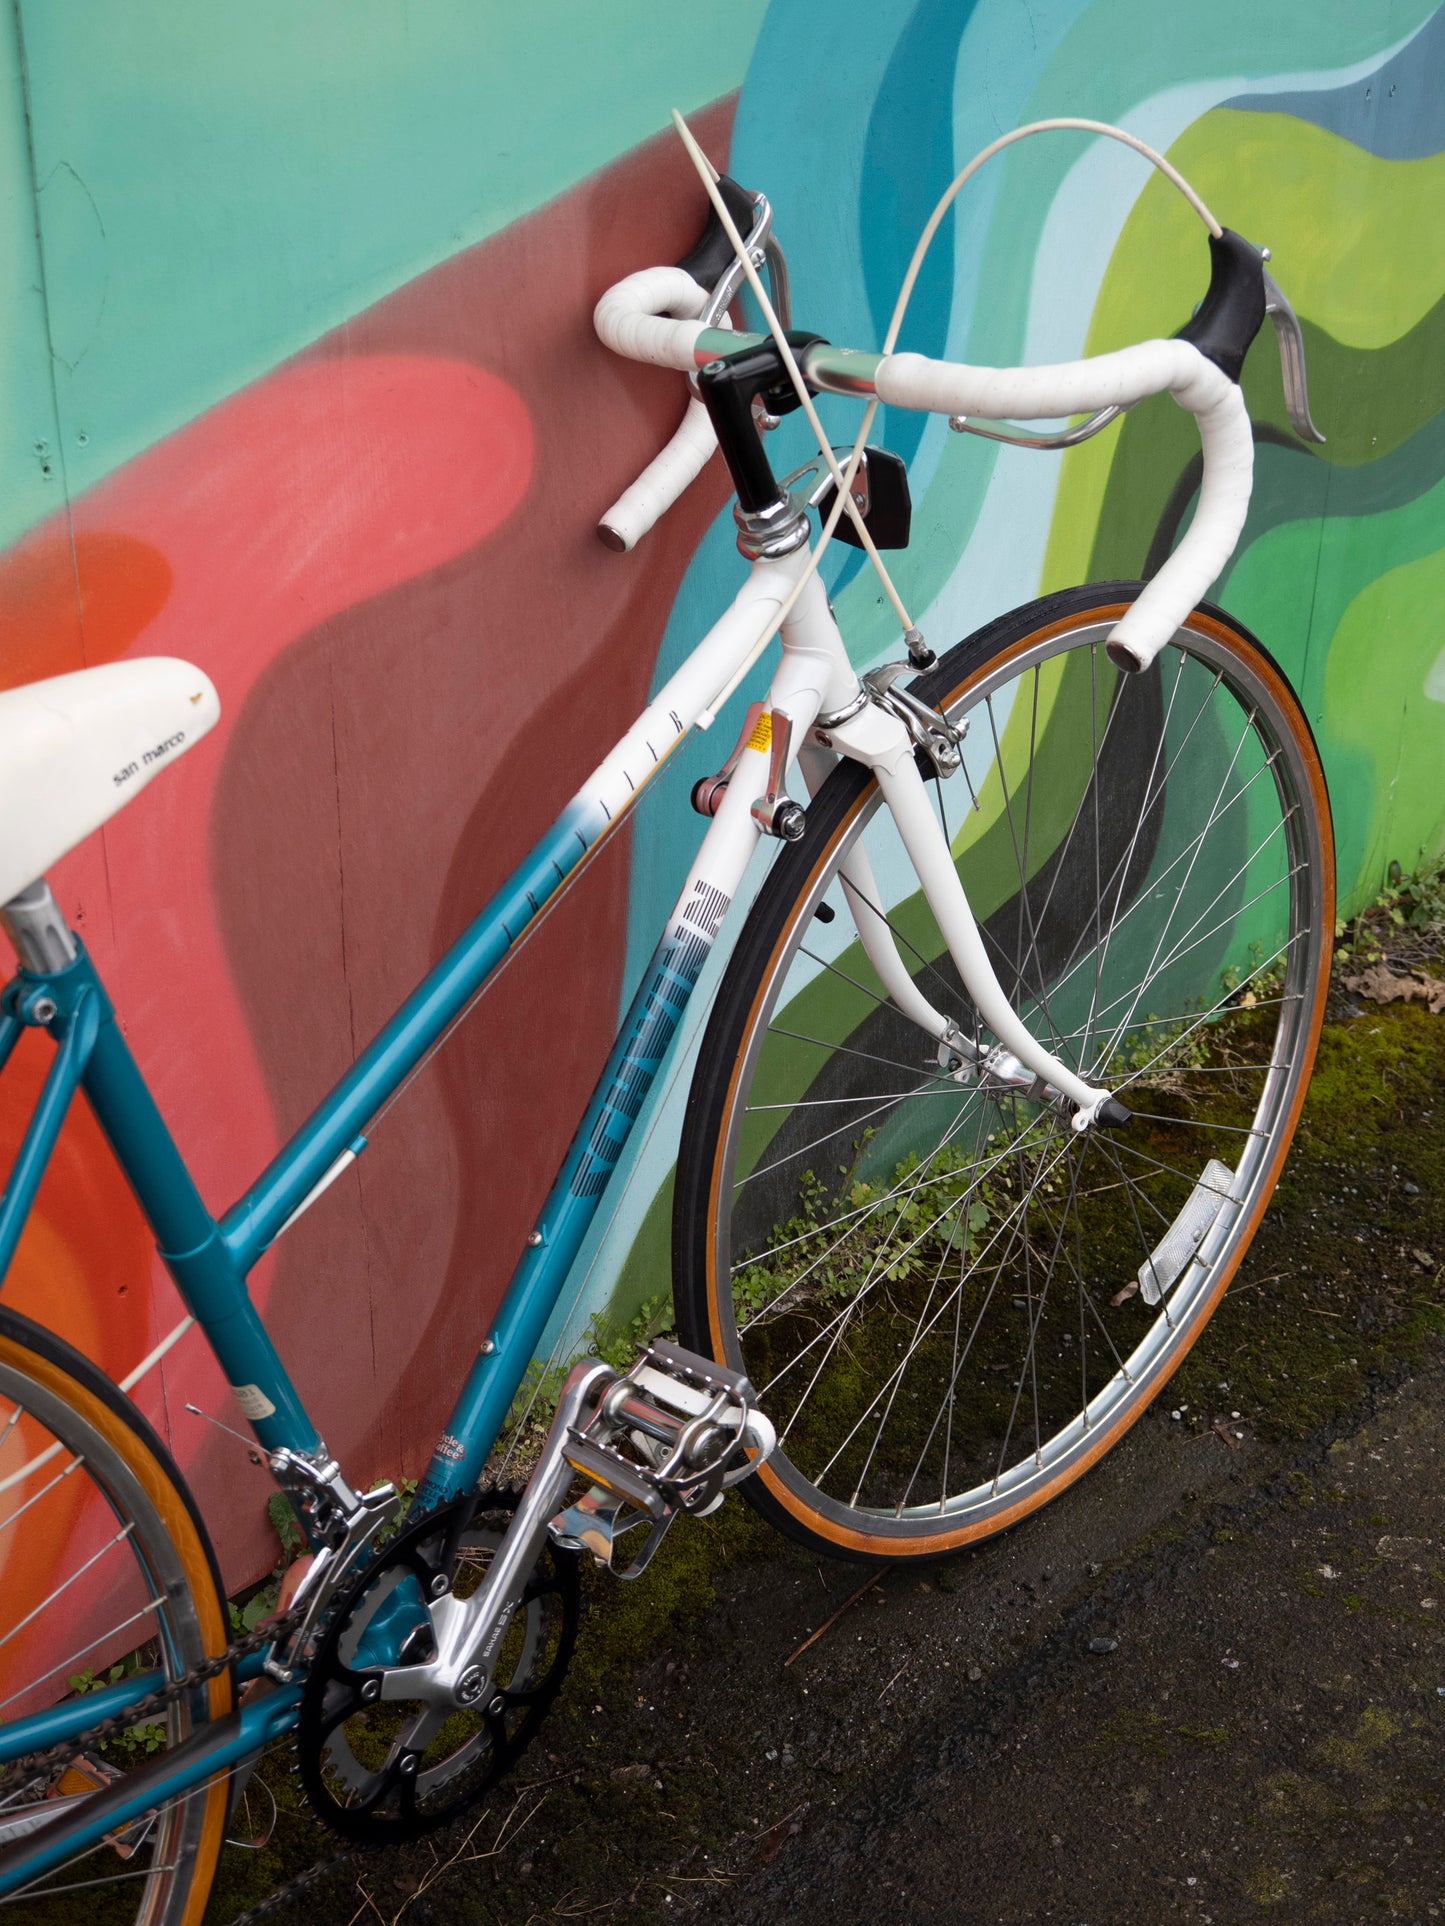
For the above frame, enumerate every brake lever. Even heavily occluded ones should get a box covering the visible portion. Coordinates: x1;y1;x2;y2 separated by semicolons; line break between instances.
1262;267;1326;444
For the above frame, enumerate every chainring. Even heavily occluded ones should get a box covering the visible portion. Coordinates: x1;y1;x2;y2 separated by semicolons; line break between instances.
296;1485;580;1845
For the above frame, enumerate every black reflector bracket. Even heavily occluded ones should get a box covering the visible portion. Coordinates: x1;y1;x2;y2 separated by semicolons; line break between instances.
814;448;912;551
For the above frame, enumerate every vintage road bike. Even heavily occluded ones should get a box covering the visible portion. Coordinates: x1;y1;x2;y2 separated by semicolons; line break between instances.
0;117;1333;1921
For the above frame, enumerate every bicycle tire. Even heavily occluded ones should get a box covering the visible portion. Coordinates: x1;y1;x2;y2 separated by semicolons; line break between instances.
0;1305;232;1924
674;583;1333;1560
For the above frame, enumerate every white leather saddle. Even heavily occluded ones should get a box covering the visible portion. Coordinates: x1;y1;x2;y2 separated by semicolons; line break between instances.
0;659;221;908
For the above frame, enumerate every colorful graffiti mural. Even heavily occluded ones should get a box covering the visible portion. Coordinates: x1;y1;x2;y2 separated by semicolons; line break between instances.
0;2;1441;1592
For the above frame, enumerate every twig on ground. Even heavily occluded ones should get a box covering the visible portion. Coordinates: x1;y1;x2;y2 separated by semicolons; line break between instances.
785;1571;881;1666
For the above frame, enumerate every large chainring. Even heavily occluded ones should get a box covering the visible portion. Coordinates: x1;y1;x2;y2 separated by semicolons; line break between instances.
296;1486;580;1844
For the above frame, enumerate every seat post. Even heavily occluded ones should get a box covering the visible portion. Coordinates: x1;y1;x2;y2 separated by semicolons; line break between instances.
1;879;78;975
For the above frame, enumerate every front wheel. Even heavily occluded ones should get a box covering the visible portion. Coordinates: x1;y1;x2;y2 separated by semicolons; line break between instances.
674;585;1333;1561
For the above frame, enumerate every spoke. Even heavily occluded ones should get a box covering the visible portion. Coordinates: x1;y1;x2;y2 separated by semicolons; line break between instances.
0;1451;86;1538
767;1024;948;1082
851;1101;994;1508
742;1091;1000;1340
1122;1110;1267;1138
1031;644;1186;985
0;1523;137;1657
993;1129;1081;1483
837;875;975;1025
737;1081;962;1193
1093;780;1291;1067
1083;908;1302;1069
0;1597;165;1713
1091;1132;1178;1330
983;687;1067;1049
1050;751;1291;1040
1084;663;1224;1004
746;1086;956;1114
772;1110;1072;1434
5;1860;182;1904
797;944;898;1018
1105;1132;1238;1202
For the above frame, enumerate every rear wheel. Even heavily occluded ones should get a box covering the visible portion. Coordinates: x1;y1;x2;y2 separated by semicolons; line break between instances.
674;584;1333;1560
0;1307;230;1923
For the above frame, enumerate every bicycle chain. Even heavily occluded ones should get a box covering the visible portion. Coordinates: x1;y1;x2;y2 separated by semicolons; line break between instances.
0;1604;307;1800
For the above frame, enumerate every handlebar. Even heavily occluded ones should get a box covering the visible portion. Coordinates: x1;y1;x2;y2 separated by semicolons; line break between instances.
594;199;1322;673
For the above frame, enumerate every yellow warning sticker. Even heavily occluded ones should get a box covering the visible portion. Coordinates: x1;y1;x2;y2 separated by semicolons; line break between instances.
746;709;773;754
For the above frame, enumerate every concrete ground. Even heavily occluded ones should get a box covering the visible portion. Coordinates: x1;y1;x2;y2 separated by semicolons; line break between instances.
243;1000;1445;1926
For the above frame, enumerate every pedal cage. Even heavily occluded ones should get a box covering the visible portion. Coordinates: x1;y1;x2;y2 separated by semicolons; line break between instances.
549;1339;774;1580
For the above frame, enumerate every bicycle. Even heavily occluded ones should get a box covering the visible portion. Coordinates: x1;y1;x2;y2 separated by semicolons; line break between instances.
0;114;1331;1921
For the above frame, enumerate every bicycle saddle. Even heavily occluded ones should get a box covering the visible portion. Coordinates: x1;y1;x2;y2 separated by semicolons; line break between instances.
0;658;220;908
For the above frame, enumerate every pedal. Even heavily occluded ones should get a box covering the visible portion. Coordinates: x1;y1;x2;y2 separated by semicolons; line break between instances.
549;1340;775;1579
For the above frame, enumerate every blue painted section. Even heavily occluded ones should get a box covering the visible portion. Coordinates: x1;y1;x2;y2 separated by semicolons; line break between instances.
417;908;717;1507
221;799;603;1268
860;0;974;463
0;988;96;1289
1232;7;1445;158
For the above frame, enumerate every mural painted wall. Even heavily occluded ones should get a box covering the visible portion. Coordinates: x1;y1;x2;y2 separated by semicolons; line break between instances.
0;1;1441;1596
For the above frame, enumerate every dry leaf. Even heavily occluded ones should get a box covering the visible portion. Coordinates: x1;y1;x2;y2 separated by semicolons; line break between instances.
758;1814;803;1863
1110;1279;1140;1308
1343;965;1445;1013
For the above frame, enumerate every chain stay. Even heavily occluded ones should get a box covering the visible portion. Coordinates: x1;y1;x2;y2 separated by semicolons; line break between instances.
0;1605;305;1801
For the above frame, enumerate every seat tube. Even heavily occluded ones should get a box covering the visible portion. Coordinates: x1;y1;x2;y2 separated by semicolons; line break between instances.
71;957;322;1454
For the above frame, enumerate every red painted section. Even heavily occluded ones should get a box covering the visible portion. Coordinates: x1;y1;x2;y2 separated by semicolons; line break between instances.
0;102;735;1603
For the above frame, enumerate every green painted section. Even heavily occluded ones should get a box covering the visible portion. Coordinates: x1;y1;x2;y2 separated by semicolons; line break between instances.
1225;469;1445;897
0;22;66;545
831;3;1440;661
0;0;769;550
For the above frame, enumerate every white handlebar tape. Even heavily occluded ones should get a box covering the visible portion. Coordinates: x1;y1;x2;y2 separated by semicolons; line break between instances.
598;395;718;552
875;338;1253;671
593;267;724;549
593;266;709;372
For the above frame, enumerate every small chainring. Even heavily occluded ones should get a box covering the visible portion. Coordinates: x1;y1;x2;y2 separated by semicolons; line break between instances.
296;1486;579;1844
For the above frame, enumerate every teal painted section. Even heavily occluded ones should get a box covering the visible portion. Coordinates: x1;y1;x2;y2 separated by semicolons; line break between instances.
0;22;63;547
0;0;769;549
598;0;1445;1329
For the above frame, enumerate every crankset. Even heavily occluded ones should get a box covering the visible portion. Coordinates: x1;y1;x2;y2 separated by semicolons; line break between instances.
296;1486;579;1845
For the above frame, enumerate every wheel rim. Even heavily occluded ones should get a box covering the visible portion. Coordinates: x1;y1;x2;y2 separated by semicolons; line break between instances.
709;612;1330;1547
0;1347;224;1924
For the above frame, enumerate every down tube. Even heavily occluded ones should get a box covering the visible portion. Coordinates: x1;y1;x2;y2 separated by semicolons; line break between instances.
415;788;760;1509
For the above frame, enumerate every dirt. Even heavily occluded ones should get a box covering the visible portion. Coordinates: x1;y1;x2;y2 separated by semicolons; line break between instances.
222;999;1445;1926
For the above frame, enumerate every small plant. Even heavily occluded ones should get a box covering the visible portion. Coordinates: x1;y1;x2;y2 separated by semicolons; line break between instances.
68;1654;165;1759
